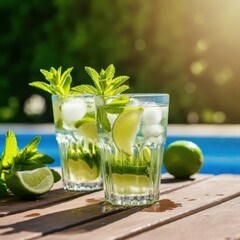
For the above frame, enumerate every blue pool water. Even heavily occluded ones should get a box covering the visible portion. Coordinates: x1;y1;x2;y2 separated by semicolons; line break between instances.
0;133;240;175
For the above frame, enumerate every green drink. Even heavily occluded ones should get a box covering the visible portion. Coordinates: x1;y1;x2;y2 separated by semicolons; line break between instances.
95;94;169;206
52;94;102;191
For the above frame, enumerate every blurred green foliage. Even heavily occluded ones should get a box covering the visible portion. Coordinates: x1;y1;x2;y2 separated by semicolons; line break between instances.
1;0;240;123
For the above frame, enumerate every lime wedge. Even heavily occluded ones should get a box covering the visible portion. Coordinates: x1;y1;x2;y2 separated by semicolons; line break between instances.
74;118;97;141
112;173;150;194
68;159;98;182
112;107;144;155
6;167;54;199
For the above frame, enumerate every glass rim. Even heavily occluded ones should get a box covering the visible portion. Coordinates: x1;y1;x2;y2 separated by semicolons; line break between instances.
52;93;169;101
51;93;94;99
95;93;169;98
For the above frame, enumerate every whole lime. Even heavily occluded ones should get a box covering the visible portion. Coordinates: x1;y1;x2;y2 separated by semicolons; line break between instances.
163;140;203;179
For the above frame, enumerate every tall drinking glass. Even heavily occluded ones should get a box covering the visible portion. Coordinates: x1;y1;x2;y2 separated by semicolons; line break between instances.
95;94;169;206
52;94;102;191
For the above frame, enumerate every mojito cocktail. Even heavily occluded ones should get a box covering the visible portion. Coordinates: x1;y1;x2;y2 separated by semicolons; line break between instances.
52;94;102;191
95;94;169;206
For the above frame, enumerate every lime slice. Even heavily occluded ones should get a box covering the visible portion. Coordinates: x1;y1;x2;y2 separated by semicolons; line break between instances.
112;173;150;194
6;167;54;199
74;118;97;141
68;159;98;182
112;107;144;155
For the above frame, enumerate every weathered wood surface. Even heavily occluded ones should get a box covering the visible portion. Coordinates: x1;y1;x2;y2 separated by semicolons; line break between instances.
129;196;240;240
0;173;210;217
0;174;239;240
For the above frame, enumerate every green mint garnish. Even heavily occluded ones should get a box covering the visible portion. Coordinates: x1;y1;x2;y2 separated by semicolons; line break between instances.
0;130;61;198
1;130;18;168
71;64;130;132
97;106;111;132
104;96;130;114
29;66;73;95
71;64;129;97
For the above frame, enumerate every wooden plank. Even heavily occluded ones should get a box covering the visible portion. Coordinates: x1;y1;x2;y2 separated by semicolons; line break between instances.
0;191;121;240
0;173;211;217
36;174;240;240
128;196;240;240
160;173;212;193
0;168;63;212
0;179;100;217
0;174;212;240
0;189;97;217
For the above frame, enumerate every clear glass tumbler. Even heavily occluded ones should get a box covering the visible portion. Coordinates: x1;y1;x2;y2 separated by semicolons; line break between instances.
95;94;169;206
52;94;102;191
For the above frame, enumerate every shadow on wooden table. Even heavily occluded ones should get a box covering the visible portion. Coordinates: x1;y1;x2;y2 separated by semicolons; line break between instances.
161;177;196;184
0;197;182;238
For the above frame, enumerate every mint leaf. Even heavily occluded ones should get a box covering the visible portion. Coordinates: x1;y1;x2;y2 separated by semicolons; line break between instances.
84;66;102;93
111;85;129;95
62;75;72;94
15;161;45;171
39;69;53;82
105;96;130;114
105;76;129;95
16;136;40;163
71;84;99;95
10;164;22;174
29;82;53;94
30;153;55;164
105;64;115;81
97;106;111;132
60;67;73;85
50;169;61;183
1;130;19;168
24;136;41;152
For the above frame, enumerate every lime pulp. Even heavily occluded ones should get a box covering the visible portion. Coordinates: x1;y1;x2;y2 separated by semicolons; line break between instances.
6;167;54;199
112;107;144;155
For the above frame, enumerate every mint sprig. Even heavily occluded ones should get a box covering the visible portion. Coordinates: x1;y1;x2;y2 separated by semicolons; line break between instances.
71;64;130;132
71;64;129;97
0;130;61;198
29;66;73;95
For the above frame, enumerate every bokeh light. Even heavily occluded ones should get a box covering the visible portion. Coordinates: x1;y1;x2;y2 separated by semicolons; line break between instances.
24;94;46;116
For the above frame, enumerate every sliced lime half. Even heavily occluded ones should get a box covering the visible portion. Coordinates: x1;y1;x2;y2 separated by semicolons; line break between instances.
112;173;150;194
112;107;144;155
74;117;97;141
68;159;99;182
6;167;54;199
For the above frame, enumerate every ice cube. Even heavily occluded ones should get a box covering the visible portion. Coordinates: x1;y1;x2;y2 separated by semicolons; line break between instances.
142;125;164;138
61;98;87;123
142;103;162;125
128;98;141;107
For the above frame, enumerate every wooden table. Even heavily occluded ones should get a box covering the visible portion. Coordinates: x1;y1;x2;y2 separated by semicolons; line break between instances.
1;173;240;240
